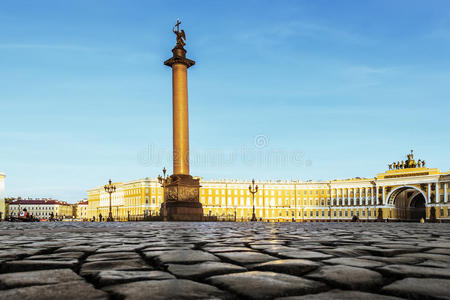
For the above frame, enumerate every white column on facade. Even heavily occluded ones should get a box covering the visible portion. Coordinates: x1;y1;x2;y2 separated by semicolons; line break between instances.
372;187;375;205
334;188;337;205
382;186;386;205
427;183;431;204
436;182;440;205
335;188;337;206
359;187;362;205
445;183;448;203
364;187;367;205
376;186;379;205
341;188;344;205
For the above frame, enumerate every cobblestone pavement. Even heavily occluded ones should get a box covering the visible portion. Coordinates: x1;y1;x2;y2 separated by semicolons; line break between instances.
0;222;450;300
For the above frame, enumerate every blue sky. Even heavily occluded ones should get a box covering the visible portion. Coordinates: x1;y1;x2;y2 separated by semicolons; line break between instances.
1;0;449;202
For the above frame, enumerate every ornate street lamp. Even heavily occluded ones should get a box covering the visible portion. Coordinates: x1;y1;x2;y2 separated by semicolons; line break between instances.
157;167;168;192
104;179;116;222
157;167;167;187
249;179;258;222
157;167;168;213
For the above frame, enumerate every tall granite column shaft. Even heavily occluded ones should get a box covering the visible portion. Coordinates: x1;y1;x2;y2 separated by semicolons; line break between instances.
172;62;189;175
164;47;195;175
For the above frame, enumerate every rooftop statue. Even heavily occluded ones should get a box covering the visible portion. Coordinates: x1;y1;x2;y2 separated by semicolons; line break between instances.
388;150;428;171
173;19;186;47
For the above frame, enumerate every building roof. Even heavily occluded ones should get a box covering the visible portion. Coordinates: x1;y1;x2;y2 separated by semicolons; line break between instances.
10;199;71;206
77;200;88;205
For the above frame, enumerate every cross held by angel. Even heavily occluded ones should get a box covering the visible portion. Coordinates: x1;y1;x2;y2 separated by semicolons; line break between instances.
173;19;186;47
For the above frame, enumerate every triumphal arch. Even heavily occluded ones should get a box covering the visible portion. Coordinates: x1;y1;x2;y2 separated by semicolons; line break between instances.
376;150;446;221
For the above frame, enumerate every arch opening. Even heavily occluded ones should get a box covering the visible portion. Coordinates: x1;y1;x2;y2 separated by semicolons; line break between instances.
389;187;426;221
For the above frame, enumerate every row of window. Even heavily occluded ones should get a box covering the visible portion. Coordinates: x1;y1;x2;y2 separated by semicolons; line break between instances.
11;206;57;210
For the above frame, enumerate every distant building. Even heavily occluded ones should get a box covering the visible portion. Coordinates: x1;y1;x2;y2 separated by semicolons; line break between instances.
76;199;88;220
87;151;450;222
9;198;74;219
0;173;5;220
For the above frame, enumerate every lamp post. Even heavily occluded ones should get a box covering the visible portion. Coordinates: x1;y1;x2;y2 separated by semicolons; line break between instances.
104;179;116;222
157;167;168;216
157;167;168;198
157;167;167;187
249;179;258;222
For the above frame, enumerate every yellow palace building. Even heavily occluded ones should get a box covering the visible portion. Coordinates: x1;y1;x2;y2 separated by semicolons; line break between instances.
87;151;450;222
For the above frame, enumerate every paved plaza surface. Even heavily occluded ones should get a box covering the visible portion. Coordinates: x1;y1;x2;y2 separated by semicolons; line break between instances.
0;222;449;299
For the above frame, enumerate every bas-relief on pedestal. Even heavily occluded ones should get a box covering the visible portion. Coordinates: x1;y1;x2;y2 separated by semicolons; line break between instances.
161;174;203;221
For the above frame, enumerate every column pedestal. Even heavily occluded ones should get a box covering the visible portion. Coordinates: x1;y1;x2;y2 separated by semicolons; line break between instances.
160;174;203;221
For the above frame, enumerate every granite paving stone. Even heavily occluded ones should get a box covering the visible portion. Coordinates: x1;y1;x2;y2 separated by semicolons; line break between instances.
95;245;143;253
203;246;256;253
363;248;417;257
426;248;450;255
216;251;278;265
103;279;232;300
86;252;141;262
378;264;450;279
25;251;85;261
276;290;404;300
207;271;327;299
418;260;450;268
249;259;320;276
0;281;108;300
150;250;220;265
359;255;425;265
0;259;78;273
250;245;299;252
54;246;98;253
317;247;369;257
0;249;43;260
277;250;333;260
382;277;450;299
398;252;450;262
94;270;175;286
167;261;246;279
0;268;82;289
80;258;152;277
323;257;385;268
305;265;384;290
0;221;449;299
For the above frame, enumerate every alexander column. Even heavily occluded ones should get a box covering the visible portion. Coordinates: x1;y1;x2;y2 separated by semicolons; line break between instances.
160;19;204;221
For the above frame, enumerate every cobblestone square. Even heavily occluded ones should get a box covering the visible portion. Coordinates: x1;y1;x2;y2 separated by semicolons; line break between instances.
0;222;449;299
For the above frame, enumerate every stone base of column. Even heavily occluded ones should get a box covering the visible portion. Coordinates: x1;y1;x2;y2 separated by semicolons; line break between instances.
160;174;204;221
160;200;204;221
